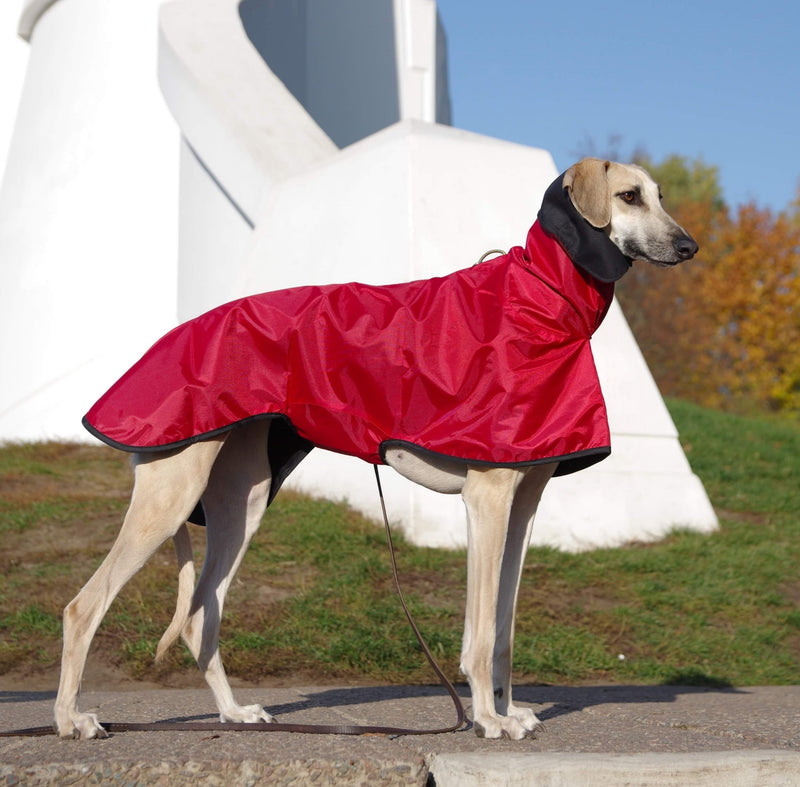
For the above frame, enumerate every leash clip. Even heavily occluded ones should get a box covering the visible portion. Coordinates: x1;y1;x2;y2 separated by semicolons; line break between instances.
475;249;506;265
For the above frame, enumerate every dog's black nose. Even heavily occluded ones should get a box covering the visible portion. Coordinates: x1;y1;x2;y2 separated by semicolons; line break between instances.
674;235;699;260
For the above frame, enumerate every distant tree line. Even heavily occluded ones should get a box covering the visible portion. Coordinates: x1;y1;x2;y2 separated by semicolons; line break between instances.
612;152;800;417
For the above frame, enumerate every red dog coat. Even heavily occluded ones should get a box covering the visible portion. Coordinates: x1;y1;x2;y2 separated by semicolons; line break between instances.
83;174;631;502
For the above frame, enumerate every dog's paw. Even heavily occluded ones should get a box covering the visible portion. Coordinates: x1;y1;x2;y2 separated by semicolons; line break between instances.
506;704;544;733
55;711;108;740
219;703;274;725
473;713;529;741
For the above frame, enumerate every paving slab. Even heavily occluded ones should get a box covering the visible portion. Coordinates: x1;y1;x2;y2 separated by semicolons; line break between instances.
1;684;798;785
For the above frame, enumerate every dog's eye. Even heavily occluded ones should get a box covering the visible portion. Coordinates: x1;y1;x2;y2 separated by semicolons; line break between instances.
618;191;640;205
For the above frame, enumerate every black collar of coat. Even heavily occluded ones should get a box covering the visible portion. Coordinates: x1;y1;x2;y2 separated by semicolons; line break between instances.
537;173;632;283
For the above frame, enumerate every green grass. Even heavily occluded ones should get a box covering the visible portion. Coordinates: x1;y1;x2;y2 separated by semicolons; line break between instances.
0;400;798;687
668;398;800;513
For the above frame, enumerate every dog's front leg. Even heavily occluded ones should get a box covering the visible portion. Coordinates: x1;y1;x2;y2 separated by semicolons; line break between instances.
460;466;527;739
492;463;555;732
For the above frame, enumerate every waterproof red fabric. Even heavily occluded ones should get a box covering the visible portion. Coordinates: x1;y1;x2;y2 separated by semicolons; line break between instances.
84;221;614;475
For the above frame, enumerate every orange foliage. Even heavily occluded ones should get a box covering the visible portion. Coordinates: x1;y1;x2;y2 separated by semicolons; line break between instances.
616;195;800;415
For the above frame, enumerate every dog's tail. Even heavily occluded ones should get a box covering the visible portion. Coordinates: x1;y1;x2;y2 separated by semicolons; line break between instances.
155;523;195;663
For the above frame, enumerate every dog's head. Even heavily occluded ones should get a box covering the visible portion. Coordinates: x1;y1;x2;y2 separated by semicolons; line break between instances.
563;158;698;266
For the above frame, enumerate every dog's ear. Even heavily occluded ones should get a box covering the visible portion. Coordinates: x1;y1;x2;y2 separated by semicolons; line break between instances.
563;158;612;228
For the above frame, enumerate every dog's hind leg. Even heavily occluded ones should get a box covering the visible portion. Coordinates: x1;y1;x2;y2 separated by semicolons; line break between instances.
460;466;527;739
155;522;195;663
492;463;555;732
179;420;274;724
54;438;225;739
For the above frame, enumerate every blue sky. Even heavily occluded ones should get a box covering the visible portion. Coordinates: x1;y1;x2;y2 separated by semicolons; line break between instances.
435;0;799;212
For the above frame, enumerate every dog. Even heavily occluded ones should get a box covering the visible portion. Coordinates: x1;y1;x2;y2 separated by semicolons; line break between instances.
54;159;697;740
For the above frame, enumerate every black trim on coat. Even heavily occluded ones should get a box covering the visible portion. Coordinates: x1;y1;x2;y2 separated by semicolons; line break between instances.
378;439;610;477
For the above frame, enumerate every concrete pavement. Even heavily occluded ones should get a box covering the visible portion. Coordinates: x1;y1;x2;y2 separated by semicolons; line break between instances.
1;683;798;785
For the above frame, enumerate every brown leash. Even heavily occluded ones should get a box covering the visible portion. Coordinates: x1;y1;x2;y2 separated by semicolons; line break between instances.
1;467;466;738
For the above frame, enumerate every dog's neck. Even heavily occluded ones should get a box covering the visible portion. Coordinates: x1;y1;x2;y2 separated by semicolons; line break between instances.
537;174;632;283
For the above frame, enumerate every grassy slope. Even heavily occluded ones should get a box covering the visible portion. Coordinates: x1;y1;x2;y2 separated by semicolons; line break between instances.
0;399;798;687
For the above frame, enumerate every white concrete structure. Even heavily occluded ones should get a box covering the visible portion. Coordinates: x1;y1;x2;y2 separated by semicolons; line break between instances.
0;0;180;440
0;4;28;185
0;0;717;551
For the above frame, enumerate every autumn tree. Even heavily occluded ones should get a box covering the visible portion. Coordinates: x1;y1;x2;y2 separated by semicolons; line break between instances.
614;156;800;416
